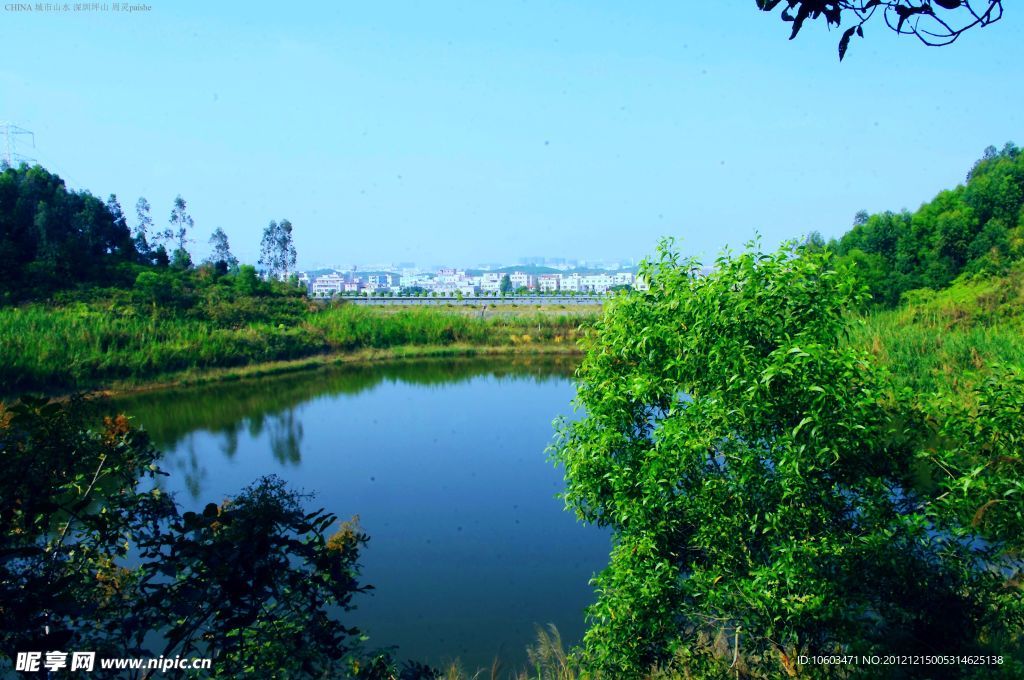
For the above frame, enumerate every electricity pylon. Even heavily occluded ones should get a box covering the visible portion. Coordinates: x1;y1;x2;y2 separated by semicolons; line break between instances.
0;122;36;167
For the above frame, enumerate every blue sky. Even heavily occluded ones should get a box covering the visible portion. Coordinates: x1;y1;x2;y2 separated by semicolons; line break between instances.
1;2;1021;269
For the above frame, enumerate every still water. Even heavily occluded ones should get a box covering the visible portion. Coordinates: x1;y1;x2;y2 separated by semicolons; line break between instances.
113;356;609;670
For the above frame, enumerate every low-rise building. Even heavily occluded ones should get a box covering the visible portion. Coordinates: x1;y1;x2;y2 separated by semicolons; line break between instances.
537;274;560;292
561;273;583;293
311;273;345;297
480;272;502;292
509;271;535;290
582;273;614;292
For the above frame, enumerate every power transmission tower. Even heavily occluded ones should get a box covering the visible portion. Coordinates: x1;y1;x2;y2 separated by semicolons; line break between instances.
0;122;36;167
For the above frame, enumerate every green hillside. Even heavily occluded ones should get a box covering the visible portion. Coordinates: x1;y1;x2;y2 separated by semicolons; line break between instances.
830;142;1023;307
850;259;1024;398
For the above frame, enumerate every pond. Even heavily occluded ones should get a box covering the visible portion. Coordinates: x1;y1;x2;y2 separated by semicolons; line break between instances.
112;356;609;671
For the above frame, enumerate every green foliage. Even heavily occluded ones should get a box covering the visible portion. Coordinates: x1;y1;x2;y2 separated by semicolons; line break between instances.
0;164;137;302
259;218;297;280
133;196;153;261
133;270;184;307
233;264;263;296
169;246;193;271
0;397;374;678
849;259;1024;397
0;397;163;664
166;194;194;256
927;368;1024;553
135;476;369;677
552;240;1022;677
0;295;591;391
833;143;1023;307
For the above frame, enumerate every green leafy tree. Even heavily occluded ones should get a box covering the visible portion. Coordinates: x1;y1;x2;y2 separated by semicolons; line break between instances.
928;367;1024;554
133;270;183;307
164;194;194;269
134;477;369;677
259;219;298;280
208;226;239;274
835;143;1024;306
233;264;263;296
168;194;194;251
170;247;194;271
803;229;826;251
551;240;1021;677
0;164;135;301
499;274;513;295
105;194;129;246
152;244;170;268
134;196;153;260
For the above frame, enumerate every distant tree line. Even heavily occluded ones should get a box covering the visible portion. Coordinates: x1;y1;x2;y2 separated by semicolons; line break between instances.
0;165;136;301
0;163;297;304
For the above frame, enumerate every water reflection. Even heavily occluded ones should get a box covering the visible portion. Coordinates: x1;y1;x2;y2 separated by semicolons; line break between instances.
118;355;576;450
115;356;577;500
112;356;605;670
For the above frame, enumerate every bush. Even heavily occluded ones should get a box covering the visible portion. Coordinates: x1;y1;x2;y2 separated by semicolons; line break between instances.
552;240;1023;677
0;397;374;678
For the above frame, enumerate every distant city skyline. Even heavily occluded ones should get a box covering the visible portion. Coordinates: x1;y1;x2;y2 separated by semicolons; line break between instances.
2;2;1021;270
302;257;637;273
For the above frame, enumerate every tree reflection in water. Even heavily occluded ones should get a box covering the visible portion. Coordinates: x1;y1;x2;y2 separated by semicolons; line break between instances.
113;356;576;500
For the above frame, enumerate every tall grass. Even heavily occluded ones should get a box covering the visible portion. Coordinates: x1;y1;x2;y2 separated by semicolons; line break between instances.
440;625;581;680
847;262;1024;398
0;302;594;392
309;304;587;350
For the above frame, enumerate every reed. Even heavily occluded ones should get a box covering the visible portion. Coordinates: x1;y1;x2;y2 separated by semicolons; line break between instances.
0;301;596;392
847;262;1024;398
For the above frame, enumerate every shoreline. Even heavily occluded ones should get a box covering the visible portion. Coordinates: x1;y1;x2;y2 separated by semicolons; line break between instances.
12;343;583;401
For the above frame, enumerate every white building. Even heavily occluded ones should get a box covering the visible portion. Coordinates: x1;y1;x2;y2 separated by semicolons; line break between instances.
367;274;397;290
311;273;345;297
582;274;615;293
400;273;434;289
437;267;466;285
537;274;560;292
480;272;502;292
561;273;583;293
509;271;535;290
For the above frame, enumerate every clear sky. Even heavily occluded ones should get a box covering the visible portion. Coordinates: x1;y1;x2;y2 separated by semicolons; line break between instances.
1;2;1021;270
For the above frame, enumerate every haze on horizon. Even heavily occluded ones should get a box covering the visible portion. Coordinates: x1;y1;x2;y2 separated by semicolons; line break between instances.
1;1;1021;269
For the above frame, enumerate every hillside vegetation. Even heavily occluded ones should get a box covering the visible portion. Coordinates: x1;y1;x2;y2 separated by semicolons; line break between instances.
823;143;1024;398
850;259;1024;398
829;142;1023;307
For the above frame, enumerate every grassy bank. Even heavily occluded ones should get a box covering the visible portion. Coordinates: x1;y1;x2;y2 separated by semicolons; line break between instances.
848;260;1024;398
0;302;596;393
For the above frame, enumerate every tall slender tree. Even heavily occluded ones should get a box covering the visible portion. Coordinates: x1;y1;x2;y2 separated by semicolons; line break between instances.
166;195;194;270
104;194;133;257
258;219;297;280
168;195;194;253
134;196;153;259
208;227;239;273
